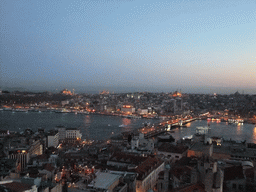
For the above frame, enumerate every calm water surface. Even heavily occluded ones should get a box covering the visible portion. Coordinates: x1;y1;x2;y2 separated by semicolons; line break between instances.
1;111;256;143
171;120;256;143
0;111;159;140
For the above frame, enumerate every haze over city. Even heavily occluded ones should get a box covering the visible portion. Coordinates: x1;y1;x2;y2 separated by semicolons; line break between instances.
1;0;256;94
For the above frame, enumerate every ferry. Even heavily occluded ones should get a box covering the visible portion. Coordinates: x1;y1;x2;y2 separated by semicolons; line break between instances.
182;135;193;140
228;119;244;124
3;108;12;111
55;109;71;113
77;110;89;114
195;126;211;136
15;109;28;112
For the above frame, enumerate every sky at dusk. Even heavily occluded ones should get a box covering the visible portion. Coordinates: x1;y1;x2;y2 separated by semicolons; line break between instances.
1;0;256;94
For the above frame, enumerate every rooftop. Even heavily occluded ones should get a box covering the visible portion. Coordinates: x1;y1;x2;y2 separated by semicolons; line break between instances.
108;152;147;165
92;172;120;190
158;143;189;154
1;181;33;192
171;166;192;180
135;156;163;180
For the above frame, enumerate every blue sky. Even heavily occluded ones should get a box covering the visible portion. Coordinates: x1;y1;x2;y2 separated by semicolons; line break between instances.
1;0;256;93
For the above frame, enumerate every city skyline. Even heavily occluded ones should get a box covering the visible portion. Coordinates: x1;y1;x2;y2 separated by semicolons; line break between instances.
1;0;256;94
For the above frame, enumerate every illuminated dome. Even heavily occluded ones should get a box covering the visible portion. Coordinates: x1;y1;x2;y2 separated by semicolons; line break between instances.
61;89;72;95
172;91;182;97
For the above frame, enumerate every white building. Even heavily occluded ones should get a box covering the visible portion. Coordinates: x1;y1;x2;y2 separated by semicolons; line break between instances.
29;140;43;156
121;104;135;114
57;126;82;143
66;128;82;139
47;132;59;148
65;128;82;143
61;100;69;106
137;109;148;115
8;149;30;172
135;157;165;192
131;133;154;152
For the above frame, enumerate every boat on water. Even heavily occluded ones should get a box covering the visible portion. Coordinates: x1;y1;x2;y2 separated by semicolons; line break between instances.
119;124;126;127
195;126;211;136
123;115;141;119
3;108;12;111
228;119;244;124
29;109;40;112
182;135;193;140
157;132;172;139
15;109;28;112
55;109;71;113
77;111;89;114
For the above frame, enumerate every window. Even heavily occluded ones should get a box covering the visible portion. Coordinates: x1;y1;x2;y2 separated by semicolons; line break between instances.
232;183;236;189
175;156;179;158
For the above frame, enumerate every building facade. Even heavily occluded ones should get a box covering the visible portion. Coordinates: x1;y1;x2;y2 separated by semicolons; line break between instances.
47;132;59;148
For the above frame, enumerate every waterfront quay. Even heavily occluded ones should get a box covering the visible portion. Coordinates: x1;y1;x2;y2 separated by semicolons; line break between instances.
2;90;256;191
135;117;198;139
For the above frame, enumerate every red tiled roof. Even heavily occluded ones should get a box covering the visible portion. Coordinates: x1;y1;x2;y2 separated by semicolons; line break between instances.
2;182;33;192
171;182;206;192
135;156;163;180
109;152;147;165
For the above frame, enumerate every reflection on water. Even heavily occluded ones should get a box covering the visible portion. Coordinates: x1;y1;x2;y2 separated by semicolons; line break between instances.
0;111;159;140
84;115;91;124
171;121;256;143
253;127;256;141
4;111;256;142
122;118;131;126
237;124;241;135
83;115;91;139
